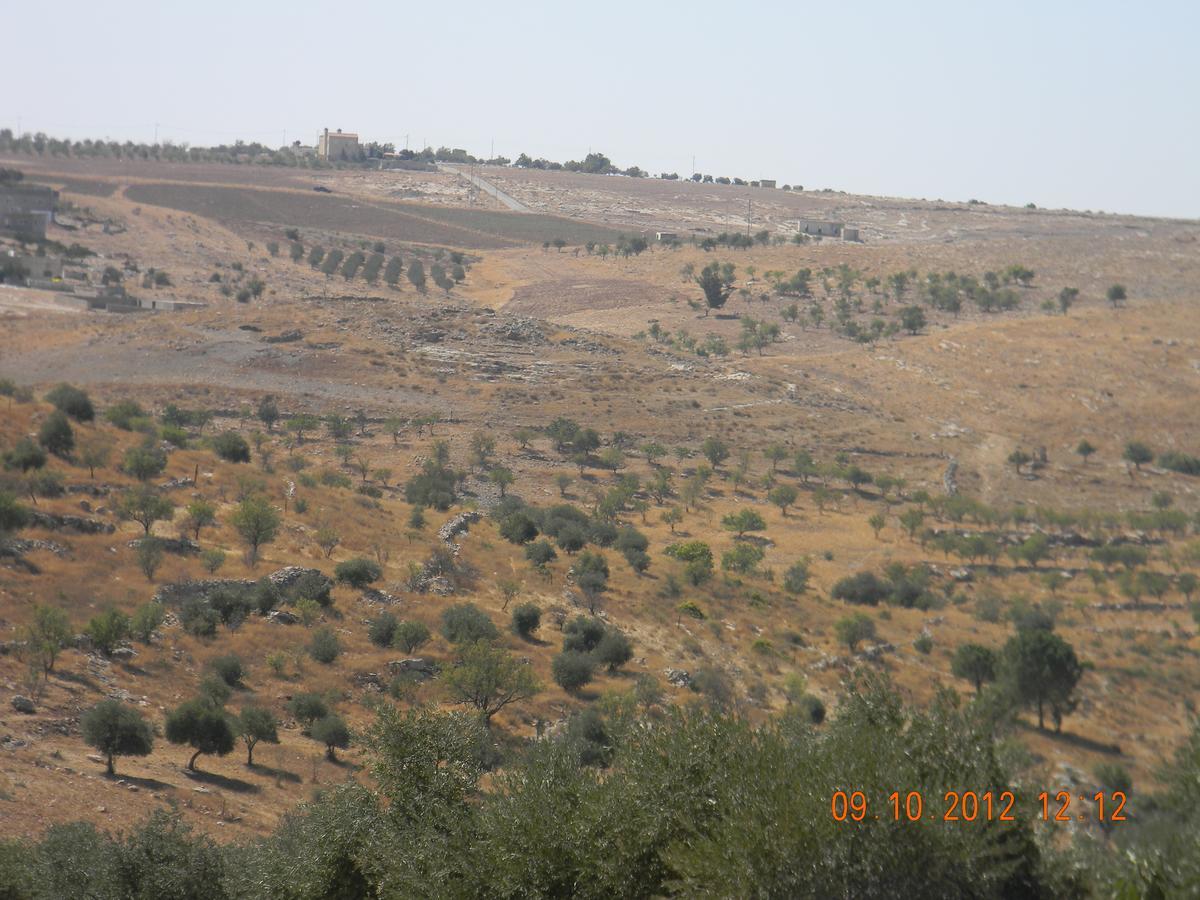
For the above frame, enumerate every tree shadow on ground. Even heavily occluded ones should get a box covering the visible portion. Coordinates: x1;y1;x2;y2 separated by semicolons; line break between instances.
183;768;261;794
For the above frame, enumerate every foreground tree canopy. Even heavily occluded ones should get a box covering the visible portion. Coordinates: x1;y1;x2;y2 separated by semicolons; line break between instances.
1;677;1194;897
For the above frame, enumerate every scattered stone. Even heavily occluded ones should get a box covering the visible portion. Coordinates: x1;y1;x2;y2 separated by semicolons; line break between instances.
361;588;400;606
266;610;299;625
664;668;691;688
388;658;436;679
438;511;481;544
111;646;137;661
11;696;36;714
27;511;114;535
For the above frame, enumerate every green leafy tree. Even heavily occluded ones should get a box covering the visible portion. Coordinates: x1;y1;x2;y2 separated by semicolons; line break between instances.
122;443;167;481
81;700;154;775
444;641;540;725
335;557;382;589
165;698;236;771
695;261;735;314
393;620;431;653
1075;440;1096;464
1002;628;1082;731
118;486;174;535
310;715;350;760
951;643;997;695
1106;284;1127;307
552;650;596;694
135;536;165;582
230;496;280;565
899;306;926;334
184;499;217;541
130;602;165;643
701;436;729;469
26;605;71;674
721;508;766;537
86;608;130;656
37;411;74;457
768;484;798;516
44;383;94;421
237;705;280;766
835;613;876;652
1123;441;1153;471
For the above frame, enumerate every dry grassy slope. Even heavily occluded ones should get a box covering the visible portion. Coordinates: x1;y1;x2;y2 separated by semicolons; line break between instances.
0;163;1197;842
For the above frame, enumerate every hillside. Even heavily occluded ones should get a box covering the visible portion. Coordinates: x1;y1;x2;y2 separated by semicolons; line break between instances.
1;154;1199;865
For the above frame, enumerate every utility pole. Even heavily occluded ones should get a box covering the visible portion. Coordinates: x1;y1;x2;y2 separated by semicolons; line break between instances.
692;154;695;176
490;137;494;161
405;133;409;151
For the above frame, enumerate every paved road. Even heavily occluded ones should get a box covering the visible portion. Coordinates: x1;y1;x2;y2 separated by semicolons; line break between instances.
441;164;531;213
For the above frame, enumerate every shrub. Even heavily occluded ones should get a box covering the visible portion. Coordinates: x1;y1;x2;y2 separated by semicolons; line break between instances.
310;715;350;760
721;543;764;574
287;693;329;729
86;608;130;656
832;572;890;606
783;560;810;594
499;511;539;544
563;616;607;653
1158;452;1200;476
4;437;46;473
37;411;74;456
209;590;252;629
835;613;877;652
913;634;934;655
179;597;220;638
134;536;165;581
105;399;150;431
392;620;431;653
511;602;541;638
369;612;399;647
595;629;633;671
212;431;251;463
209;654;244;687
525;540;558;567
130;602;165;643
45;383;94;421
441;604;499;645
199;548;226;575
310;627;341;664
552;650;595;694
335;558;382;589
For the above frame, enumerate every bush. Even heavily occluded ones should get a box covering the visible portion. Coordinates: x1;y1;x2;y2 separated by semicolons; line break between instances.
212;431;251;463
595;629;633;671
209;654;244;687
511;602;541;638
441;604;499;645
37;411;74;456
86;609;130;656
105;399;150;432
287;693;329;729
310;714;350;760
209;590;252;629
334;558;382;590
130;602;165;643
310;627;341;664
525;540;557;567
5;437;46;473
499;511;539;544
369;612;398;647
563;616;607;653
721;543;764;574
913;634;934;655
832;572;890;606
179;597;219;638
393;620;431;653
783;560;810;594
1158;452;1200;476
552;650;595;694
44;383;94;421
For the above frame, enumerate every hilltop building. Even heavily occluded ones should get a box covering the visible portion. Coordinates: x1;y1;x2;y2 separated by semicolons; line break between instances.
317;128;360;161
796;219;845;238
0;184;57;240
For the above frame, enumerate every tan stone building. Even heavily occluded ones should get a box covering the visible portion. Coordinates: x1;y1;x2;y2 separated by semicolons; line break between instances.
317;128;360;161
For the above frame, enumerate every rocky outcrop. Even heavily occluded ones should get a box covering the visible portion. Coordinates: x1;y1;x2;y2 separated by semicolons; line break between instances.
11;696;35;714
28;511;114;534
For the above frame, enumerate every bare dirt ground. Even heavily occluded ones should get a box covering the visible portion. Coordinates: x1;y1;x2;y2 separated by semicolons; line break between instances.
0;156;1198;842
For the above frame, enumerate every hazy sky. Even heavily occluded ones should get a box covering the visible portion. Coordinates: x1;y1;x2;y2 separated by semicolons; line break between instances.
4;0;1198;218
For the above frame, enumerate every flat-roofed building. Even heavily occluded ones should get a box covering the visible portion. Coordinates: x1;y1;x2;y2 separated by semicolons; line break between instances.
317;128;360;161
